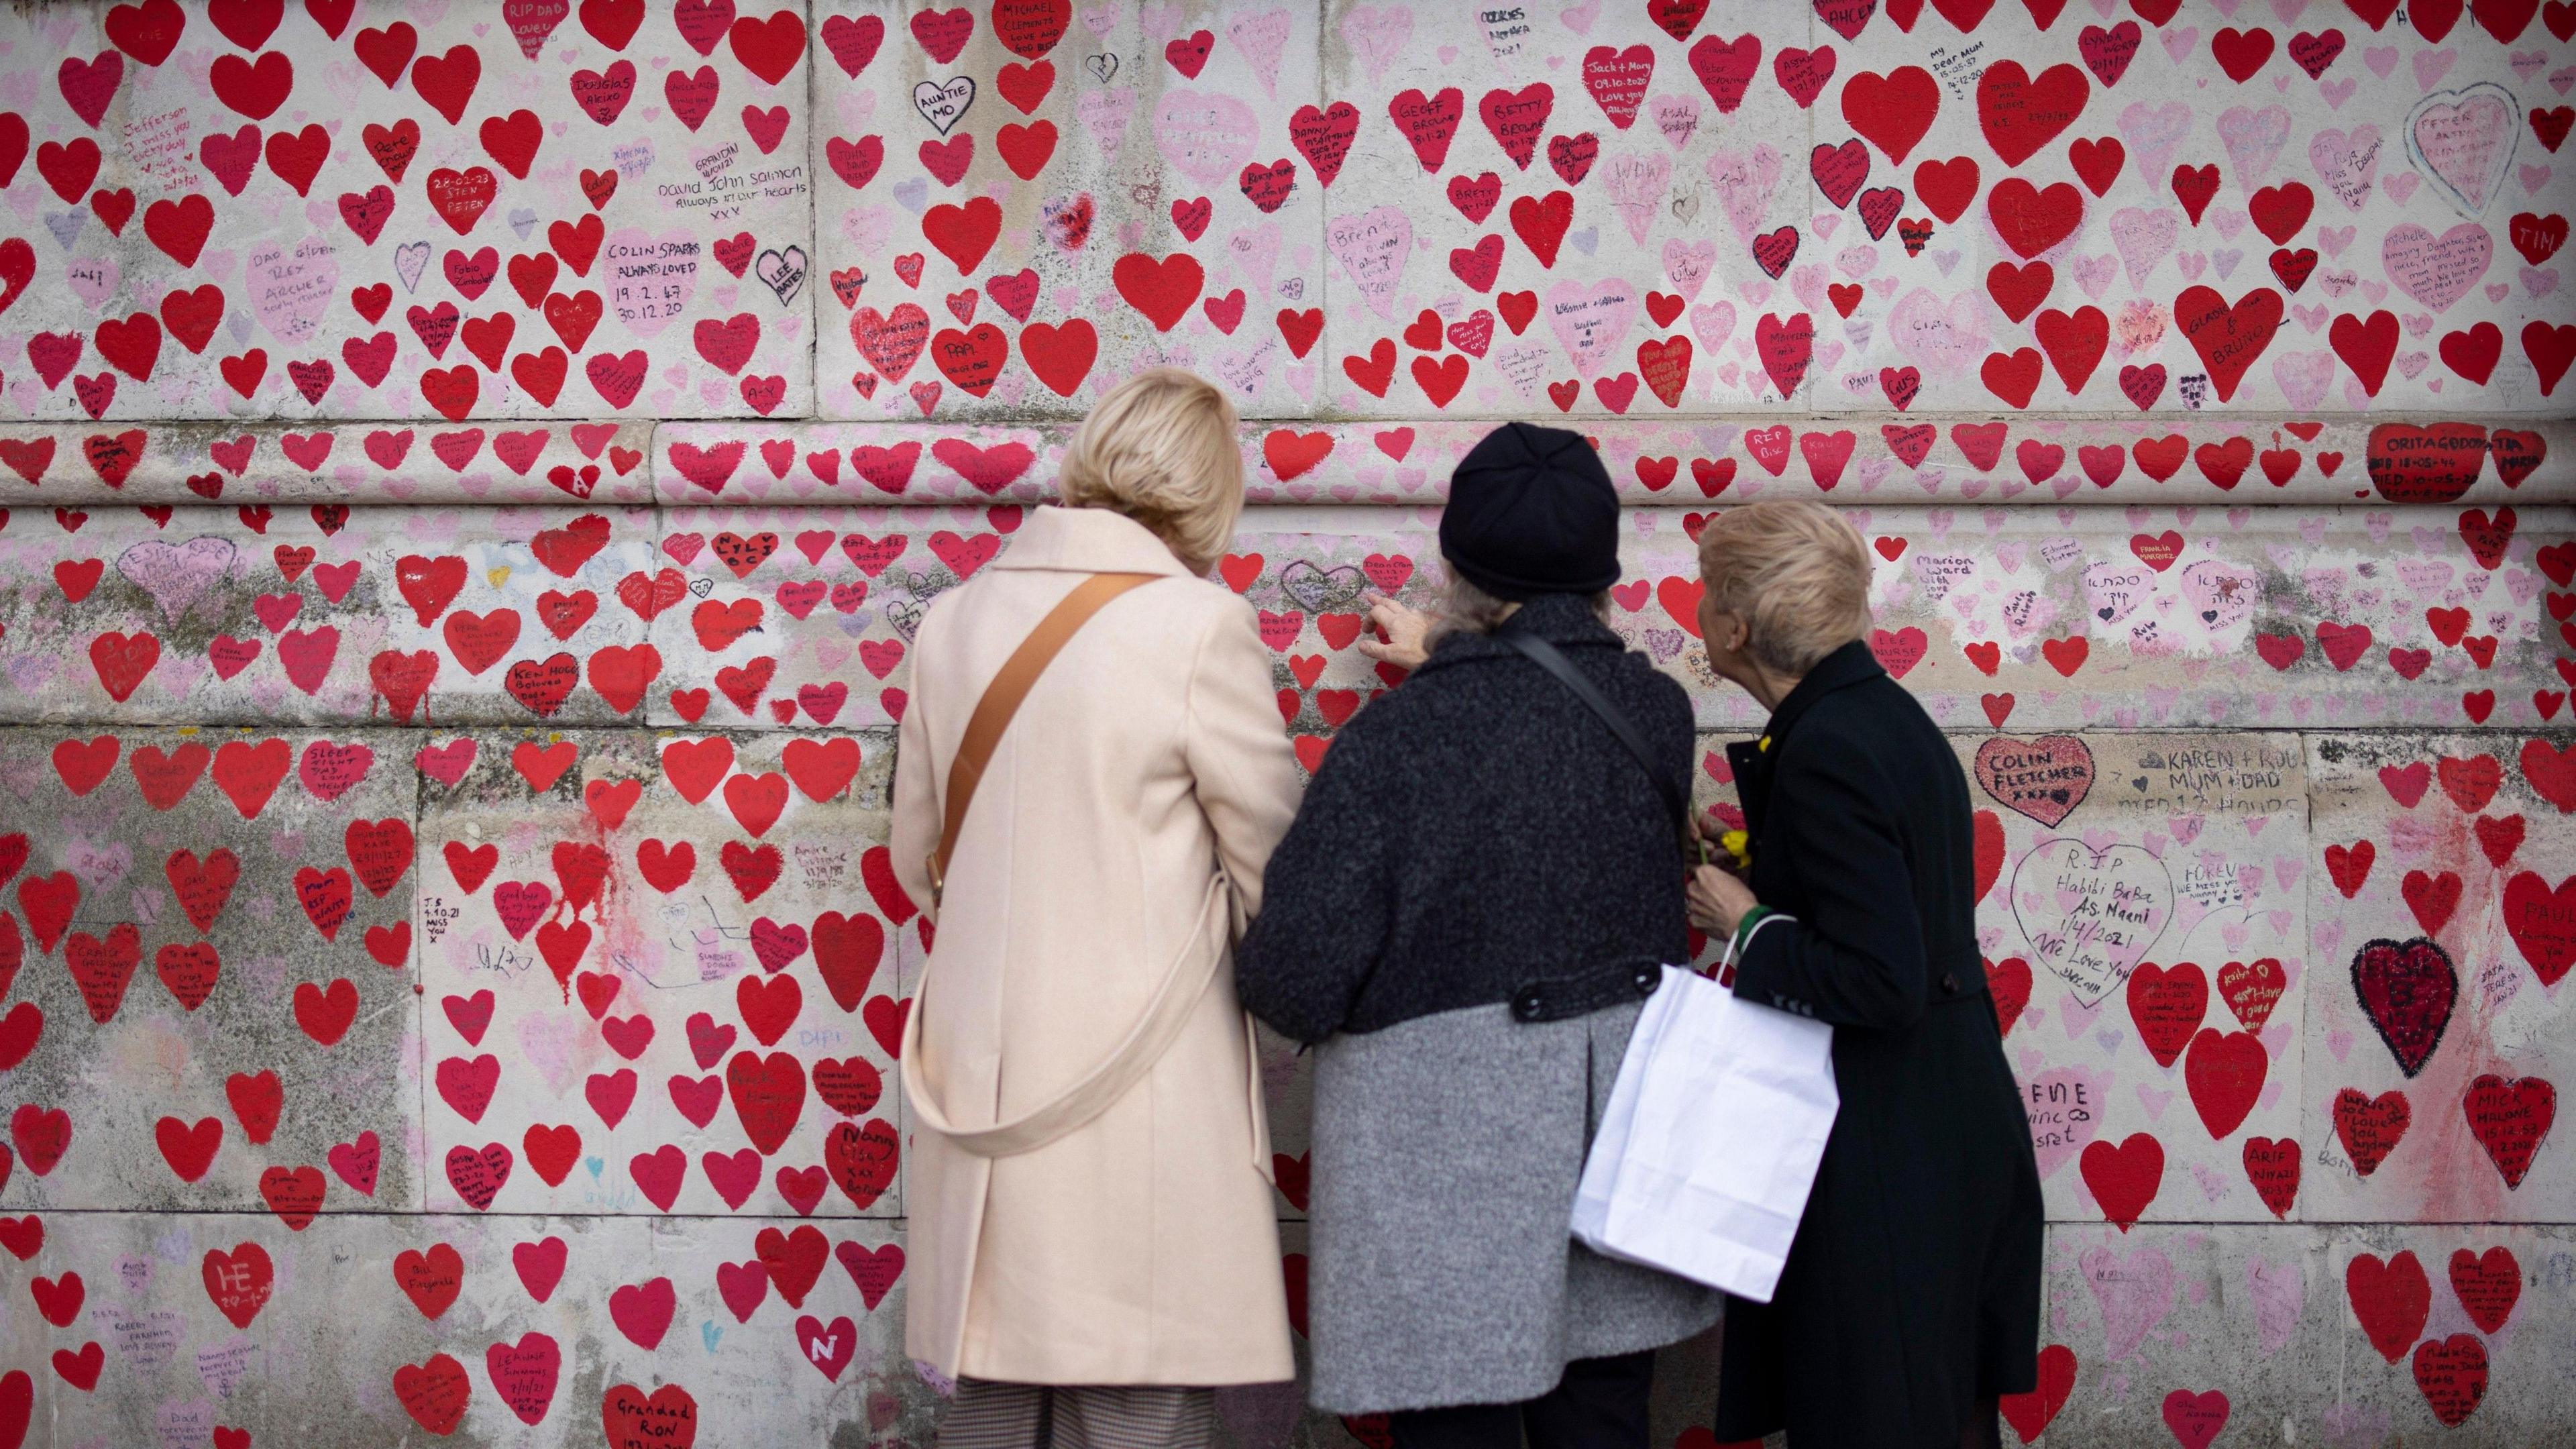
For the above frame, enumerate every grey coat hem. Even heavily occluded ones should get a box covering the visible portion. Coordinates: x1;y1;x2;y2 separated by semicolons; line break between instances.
1301;1000;1725;1416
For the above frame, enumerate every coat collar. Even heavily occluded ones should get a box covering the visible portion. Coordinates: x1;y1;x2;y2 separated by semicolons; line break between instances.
1412;593;1621;678
987;505;1193;578
1726;640;1880;843
1758;638;1884;751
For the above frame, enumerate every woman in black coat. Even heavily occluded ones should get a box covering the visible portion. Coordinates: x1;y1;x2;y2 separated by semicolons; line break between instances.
1234;424;1722;1449
1684;500;2043;1449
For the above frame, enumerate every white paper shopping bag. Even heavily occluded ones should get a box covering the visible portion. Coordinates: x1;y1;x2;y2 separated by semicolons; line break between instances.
1570;960;1682;1246
1571;964;1838;1302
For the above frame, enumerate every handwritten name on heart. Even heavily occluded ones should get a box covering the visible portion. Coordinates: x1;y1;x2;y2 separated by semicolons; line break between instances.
912;77;975;134
2406;84;2518;219
115;537;237;621
1325;206;1413;321
2381;223;2491;313
2012;839;2175;1009
1976;737;2096;827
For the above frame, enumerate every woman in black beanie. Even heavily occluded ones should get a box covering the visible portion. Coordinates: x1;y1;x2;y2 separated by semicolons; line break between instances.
1236;423;1720;1449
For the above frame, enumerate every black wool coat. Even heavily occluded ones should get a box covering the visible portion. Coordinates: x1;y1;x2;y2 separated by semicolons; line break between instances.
1232;593;1723;1414
1236;592;1695;1042
1713;641;2044;1449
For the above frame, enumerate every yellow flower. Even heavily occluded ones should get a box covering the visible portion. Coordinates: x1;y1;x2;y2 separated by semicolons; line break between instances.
1719;829;1752;868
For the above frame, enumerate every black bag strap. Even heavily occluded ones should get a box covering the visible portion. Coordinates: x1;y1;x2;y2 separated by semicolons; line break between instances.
1499;629;1703;865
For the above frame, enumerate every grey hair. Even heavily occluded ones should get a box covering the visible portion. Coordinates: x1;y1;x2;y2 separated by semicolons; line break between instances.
1426;569;1610;646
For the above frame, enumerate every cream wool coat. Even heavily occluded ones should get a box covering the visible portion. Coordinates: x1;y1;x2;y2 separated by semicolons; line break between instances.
889;504;1302;1386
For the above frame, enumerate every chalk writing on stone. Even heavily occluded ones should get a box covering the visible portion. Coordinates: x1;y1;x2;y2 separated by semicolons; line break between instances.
197;1336;262;1399
1911;553;1978;602
122;107;197;190
247;238;340;347
2178;863;2249;912
2025;1077;2096;1162
793;841;852;888
1976;736;2096;826
109;1308;186;1371
2129;743;2304;815
422;896;464;945
1492;345;1552;400
694;142;741;186
698;942;750;983
609;238;702;334
1927;44;1987;102
753;165;810;205
154;1399;213;1449
2012;839;2174;1007
1326;207;1412;319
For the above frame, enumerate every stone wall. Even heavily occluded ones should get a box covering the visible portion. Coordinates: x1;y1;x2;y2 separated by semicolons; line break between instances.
0;2;2570;1446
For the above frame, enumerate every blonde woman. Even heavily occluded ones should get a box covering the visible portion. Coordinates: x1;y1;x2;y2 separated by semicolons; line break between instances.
890;369;1299;1448
1684;501;2041;1449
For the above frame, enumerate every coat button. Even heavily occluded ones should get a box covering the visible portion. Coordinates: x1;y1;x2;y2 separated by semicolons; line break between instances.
1513;990;1542;1021
1633;965;1658;994
1941;972;1962;994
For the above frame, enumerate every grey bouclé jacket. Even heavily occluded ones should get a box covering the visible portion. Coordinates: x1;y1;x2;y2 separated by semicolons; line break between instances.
1236;594;1723;1415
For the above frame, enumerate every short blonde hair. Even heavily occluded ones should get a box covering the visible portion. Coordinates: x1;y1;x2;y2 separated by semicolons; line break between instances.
1696;500;1874;675
1057;368;1243;574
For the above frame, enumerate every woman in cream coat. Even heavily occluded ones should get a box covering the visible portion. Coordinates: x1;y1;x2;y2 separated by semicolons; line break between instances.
889;369;1301;1449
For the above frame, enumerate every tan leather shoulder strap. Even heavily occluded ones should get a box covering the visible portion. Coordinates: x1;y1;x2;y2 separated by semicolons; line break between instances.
927;571;1159;902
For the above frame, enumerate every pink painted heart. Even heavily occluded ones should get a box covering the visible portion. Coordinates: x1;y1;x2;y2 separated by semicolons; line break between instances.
2084;1244;2180;1362
115;536;237;621
1325;205;1415;321
2025;1065;2108;1179
1887;286;1993;374
1543;277;1641;380
1151;91;1260;187
2381;222;2491;313
2408;86;2518;218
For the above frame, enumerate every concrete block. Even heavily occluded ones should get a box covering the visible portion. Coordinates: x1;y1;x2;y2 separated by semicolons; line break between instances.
416;728;903;1218
2300;731;2576;1224
2028;1222;2576;1447
0;421;657;506
0;727;419;1214
1616;503;2576;734
1316;1;1819;419
649;417;2574;507
814;0;1327;421
0;504;663;728
1829;5;2570;419
0;1;814;422
0;1211;925;1447
1974;733;2311;1226
649;500;2576;747
642;502;947;733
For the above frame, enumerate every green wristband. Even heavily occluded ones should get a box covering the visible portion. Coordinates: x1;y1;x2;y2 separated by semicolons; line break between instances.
1729;904;1773;958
